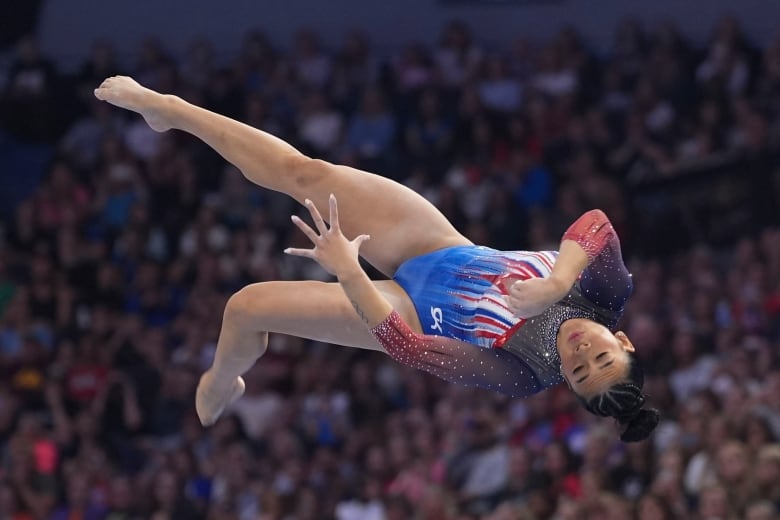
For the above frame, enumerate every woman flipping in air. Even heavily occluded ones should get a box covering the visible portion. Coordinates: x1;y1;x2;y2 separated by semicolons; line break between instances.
95;76;659;442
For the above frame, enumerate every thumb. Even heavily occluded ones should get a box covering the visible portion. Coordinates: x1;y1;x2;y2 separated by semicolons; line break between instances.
353;234;371;248
498;275;522;293
508;278;527;295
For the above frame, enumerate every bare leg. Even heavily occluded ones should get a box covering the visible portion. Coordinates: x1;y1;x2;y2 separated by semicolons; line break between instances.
196;279;419;425
94;76;471;276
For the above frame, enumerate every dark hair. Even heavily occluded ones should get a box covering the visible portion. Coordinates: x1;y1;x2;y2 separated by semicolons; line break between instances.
574;353;660;443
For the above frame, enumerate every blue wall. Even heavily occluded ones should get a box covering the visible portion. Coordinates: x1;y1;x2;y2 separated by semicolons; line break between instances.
38;0;779;67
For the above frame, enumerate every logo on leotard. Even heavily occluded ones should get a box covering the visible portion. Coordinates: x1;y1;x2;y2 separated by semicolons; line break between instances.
430;307;443;333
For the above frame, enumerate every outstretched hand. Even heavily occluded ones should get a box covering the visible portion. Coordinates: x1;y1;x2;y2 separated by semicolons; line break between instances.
284;194;370;278
504;276;569;318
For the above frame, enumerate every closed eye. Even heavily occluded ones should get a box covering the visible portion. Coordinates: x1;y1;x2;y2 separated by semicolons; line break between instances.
573;365;584;375
596;352;608;361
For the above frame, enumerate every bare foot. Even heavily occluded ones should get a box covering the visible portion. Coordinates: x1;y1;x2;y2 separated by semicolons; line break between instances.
94;76;173;132
195;372;246;426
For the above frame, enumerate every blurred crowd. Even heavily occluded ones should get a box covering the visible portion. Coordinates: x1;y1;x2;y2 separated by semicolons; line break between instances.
0;12;780;520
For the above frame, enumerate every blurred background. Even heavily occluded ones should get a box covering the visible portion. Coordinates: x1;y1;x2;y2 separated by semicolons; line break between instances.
0;1;779;519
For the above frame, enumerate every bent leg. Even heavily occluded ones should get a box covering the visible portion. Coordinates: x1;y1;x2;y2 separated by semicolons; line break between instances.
94;77;471;276
196;279;420;425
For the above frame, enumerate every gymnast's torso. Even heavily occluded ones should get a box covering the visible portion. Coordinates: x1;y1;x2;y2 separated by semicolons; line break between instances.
393;245;559;347
392;238;633;388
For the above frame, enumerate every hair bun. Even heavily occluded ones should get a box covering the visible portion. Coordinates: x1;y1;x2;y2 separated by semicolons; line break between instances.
619;408;660;443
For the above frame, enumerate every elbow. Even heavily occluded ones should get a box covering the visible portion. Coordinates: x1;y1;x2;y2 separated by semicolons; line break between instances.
571;209;613;233
583;209;609;223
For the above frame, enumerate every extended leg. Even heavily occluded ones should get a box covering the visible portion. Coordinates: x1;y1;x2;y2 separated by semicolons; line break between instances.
94;77;471;276
196;279;419;425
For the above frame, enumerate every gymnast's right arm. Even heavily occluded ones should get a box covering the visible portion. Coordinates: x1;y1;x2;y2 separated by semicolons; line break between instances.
506;209;632;316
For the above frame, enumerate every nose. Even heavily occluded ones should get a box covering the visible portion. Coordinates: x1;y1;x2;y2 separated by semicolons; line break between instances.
575;342;591;352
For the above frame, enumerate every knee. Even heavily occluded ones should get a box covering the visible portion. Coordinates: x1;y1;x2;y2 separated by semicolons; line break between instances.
224;283;270;323
286;156;333;190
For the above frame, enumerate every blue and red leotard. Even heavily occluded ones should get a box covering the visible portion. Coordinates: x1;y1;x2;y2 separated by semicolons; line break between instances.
380;210;633;397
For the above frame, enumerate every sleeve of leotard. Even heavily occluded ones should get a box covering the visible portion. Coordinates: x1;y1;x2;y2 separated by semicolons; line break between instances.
370;310;541;398
562;209;633;311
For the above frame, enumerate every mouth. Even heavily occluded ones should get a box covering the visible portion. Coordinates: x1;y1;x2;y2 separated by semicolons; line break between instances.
568;331;584;343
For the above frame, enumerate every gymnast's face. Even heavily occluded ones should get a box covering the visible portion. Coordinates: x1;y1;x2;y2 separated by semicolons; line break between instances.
556;318;635;398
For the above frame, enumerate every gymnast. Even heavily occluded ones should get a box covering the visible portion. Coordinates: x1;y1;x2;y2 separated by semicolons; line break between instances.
94;76;659;443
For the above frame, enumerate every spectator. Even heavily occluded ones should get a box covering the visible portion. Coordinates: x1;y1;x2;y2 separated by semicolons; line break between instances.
293;29;332;88
1;36;59;141
344;86;397;174
435;21;483;87
297;90;344;158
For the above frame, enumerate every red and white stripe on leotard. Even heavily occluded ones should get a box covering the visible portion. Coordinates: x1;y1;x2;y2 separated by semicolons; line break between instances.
447;250;557;348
